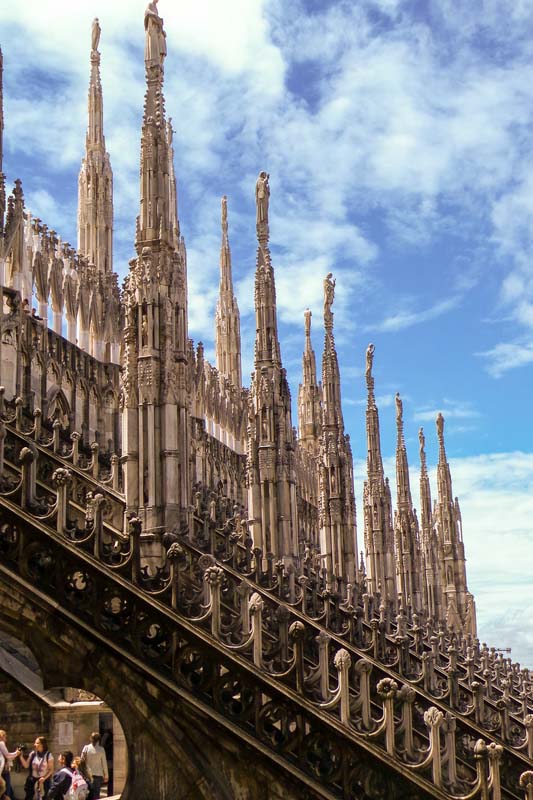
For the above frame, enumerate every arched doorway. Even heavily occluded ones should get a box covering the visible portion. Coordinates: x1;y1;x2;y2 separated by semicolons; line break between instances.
0;632;127;799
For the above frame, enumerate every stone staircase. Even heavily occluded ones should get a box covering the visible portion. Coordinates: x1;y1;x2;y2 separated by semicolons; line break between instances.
1;412;533;799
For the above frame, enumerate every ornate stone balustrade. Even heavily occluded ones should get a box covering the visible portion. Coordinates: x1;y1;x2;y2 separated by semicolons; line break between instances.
1;430;533;799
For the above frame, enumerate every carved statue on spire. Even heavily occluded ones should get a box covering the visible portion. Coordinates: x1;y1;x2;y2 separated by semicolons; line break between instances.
221;195;228;234
365;343;375;380
166;117;173;145
304;308;312;337
436;412;444;441
144;0;167;70
255;171;270;226
91;18;101;53
323;273;335;322
395;392;403;425
418;427;425;455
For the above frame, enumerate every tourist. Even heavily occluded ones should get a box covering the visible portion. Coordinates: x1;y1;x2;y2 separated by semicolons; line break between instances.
0;775;7;800
73;755;93;800
81;733;108;799
0;730;21;800
46;751;73;799
19;736;53;800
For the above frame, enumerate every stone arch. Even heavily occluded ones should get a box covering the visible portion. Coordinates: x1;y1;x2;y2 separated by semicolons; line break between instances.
45;385;71;428
0;576;238;800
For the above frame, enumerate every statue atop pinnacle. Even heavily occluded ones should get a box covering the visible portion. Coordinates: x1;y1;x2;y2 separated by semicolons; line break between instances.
145;0;167;71
365;343;375;382
91;18;101;54
255;171;270;243
395;392;403;427
323;272;335;329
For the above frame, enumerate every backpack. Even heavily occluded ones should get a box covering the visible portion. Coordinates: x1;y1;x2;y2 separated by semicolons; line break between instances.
65;769;88;800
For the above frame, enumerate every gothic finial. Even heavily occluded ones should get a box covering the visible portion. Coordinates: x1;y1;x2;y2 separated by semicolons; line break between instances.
323;273;335;330
91;18;101;53
255;170;270;242
304;308;312;339
436;412;445;447
221;195;228;236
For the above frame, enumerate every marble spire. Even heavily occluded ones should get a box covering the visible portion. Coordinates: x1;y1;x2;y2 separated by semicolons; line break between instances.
418;427;440;621
247;173;298;563
434;413;475;634
362;344;397;605
297;309;321;455
215;196;242;388
121;0;190;535
318;274;358;590
394;393;422;613
77;19;113;274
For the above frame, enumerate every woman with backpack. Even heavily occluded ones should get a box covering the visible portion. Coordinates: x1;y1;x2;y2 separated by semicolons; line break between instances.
19;737;54;800
47;752;89;800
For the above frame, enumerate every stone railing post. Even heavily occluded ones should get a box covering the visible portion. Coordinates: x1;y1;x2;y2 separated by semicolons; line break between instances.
290;621;306;694
128;515;143;584
317;631;331;700
377;678;398;756
19;446;37;509
397;684;416;759
520;771;533;800
167;543;185;609
447;645;459;709
205;566;224;638
53;418;61;453
442;712;458;787
236;580;251;635
334;649;352;725
0;420;5;477
474;739;490;800
85;491;105;558
15;397;23;431
277;605;291;663
487;742;503;800
111;454;120;491
52;468;72;533
33;408;42;441
496;698;510;742
354;658;373;730
91;442;99;479
424;707;444;787
298;575;308;615
71;431;80;466
524;716;533;760
249;592;264;668
472;680;486;725
422;651;436;694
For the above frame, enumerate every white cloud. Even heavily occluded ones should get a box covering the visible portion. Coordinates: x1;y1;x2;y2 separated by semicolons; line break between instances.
373;296;461;333
414;399;480;424
479;340;533;378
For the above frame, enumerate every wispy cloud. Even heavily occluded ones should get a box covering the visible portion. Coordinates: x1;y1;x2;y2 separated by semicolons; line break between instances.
414;398;480;424
372;296;461;333
479;339;533;378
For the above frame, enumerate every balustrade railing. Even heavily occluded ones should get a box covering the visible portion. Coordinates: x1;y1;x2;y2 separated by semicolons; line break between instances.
1;426;533;798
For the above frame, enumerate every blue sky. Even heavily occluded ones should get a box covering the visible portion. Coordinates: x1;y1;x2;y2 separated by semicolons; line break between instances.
2;0;533;664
